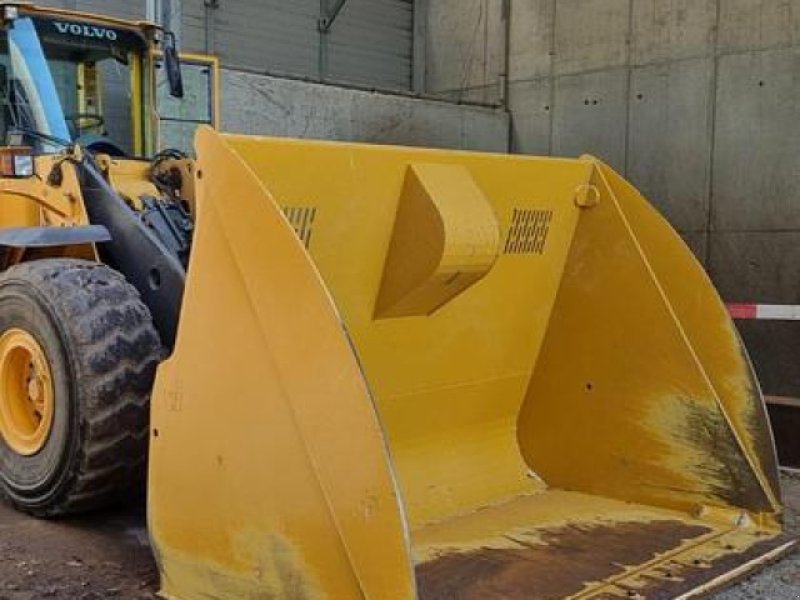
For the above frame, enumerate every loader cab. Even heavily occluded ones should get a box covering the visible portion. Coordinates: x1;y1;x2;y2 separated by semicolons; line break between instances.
0;6;218;158
0;11;148;155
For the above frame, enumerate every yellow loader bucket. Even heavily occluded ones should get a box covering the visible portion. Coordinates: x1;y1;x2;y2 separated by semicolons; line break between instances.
148;127;794;600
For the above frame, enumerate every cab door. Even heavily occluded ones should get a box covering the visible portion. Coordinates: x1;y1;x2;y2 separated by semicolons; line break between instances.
154;53;219;154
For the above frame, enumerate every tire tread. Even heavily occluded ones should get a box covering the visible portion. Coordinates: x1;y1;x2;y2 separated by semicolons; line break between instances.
1;259;162;516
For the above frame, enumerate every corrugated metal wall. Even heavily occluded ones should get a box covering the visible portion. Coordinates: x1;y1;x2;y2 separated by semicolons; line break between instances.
74;0;146;20
33;0;146;20
33;1;414;90
182;0;414;90
325;0;413;89
179;1;317;75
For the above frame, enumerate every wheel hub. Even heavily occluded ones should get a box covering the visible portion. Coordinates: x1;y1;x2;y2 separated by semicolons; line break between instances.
0;329;54;456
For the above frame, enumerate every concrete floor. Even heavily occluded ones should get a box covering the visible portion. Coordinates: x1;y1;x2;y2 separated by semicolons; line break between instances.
0;503;156;599
713;472;800;600
0;478;798;599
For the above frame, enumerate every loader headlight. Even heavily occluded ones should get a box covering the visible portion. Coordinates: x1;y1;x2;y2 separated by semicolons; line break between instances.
0;149;34;178
13;154;34;178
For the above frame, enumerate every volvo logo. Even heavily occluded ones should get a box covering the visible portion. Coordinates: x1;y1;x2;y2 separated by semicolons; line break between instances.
53;21;119;41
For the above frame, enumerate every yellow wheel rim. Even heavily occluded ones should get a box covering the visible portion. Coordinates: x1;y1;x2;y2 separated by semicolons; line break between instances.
0;329;54;456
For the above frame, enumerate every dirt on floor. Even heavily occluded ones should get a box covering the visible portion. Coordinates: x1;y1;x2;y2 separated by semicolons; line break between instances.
0;502;156;600
0;477;799;599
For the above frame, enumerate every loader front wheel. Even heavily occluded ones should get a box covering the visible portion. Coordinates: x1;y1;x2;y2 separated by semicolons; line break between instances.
0;259;162;516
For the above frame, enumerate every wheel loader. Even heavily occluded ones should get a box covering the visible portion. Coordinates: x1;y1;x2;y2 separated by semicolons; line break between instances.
0;2;793;599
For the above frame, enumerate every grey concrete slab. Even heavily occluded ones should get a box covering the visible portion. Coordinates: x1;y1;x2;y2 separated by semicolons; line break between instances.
351;93;509;151
708;231;800;304
707;228;800;398
712;48;800;231
630;0;716;65
458;119;511;154
428;84;503;105
508;78;553;155
425;0;506;97
509;0;554;81
627;58;713;232
554;0;630;75
679;231;709;267
736;320;800;399
462;108;512;152
552;68;628;171
717;0;800;54
220;69;510;152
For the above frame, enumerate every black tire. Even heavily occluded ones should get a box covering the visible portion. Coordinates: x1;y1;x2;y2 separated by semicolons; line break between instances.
0;259;163;516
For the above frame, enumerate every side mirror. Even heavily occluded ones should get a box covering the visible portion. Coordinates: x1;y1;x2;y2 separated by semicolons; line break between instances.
164;32;184;99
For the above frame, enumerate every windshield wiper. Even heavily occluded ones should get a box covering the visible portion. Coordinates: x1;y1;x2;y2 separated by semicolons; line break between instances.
9;127;73;150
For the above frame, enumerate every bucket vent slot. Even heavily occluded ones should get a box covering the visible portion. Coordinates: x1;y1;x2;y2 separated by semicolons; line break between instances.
282;206;317;248
504;209;553;255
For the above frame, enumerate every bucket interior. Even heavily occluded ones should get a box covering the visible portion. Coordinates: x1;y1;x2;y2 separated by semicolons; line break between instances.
236;136;786;595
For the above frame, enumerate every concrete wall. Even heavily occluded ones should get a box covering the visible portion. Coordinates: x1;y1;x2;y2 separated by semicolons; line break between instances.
169;1;510;153
220;70;509;152
426;0;800;395
155;0;510;152
424;0;507;104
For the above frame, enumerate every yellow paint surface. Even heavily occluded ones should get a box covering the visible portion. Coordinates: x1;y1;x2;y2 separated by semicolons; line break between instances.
148;128;787;599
